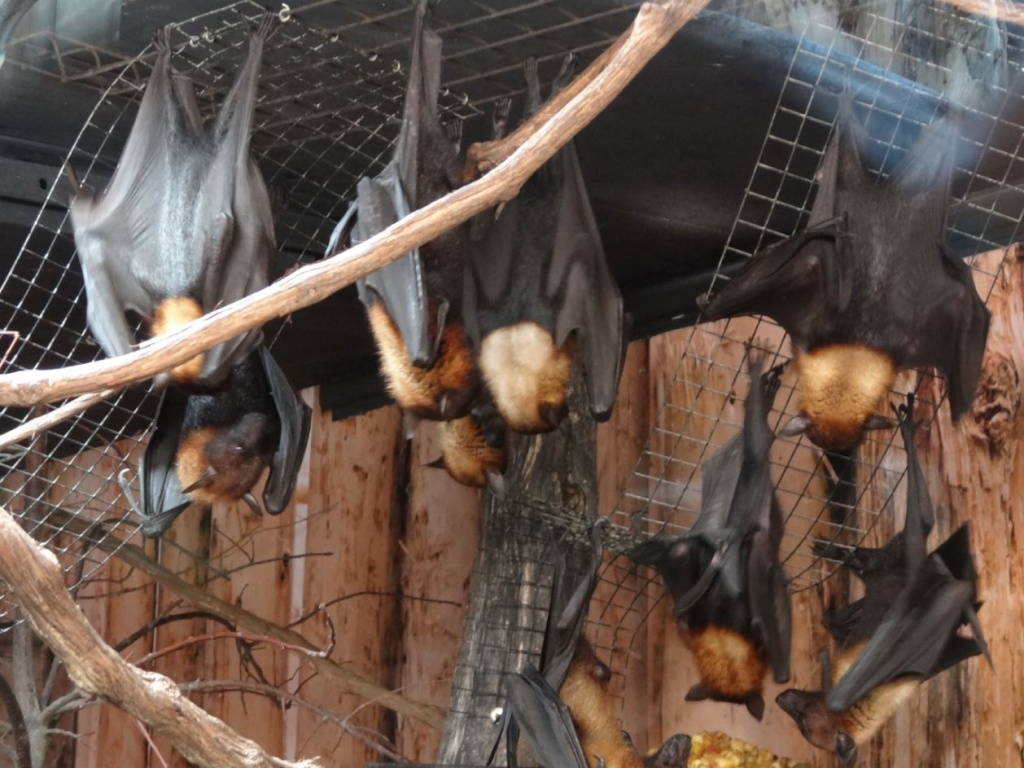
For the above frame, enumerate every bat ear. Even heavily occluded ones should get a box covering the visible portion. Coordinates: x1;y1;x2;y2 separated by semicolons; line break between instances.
181;467;216;494
863;414;897;431
744;692;765;721
836;732;857;765
645;733;692;768
779;415;811;437
425;456;446;470
684;682;711;702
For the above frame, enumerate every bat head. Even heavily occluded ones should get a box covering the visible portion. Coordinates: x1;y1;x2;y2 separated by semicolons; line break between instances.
792;343;896;451
436;414;507;493
176;413;278;507
643;733;692;767
776;688;856;762
478;322;573;433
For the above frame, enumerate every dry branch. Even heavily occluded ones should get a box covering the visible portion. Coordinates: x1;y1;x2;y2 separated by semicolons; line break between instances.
0;390;115;453
41;506;447;731
0;0;710;409
0;506;321;768
938;0;1024;23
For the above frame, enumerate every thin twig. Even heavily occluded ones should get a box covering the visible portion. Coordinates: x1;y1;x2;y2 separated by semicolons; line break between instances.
40;507;448;731
0;0;712;410
0;505;321;768
113;611;235;654
176;681;408;763
0;389;116;452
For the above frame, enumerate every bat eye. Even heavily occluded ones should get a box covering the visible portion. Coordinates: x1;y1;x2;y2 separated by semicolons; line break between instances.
234;444;245;453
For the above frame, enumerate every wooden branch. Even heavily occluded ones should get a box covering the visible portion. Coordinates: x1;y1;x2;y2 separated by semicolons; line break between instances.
938;0;1024;24
0;507;320;768
0;0;710;409
176;681;407;763
42;507;448;731
0;390;115;453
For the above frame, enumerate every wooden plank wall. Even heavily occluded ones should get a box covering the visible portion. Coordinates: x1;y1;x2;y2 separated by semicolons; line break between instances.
6;250;1023;767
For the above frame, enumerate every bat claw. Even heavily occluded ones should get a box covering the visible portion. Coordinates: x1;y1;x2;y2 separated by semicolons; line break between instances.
117;468;145;520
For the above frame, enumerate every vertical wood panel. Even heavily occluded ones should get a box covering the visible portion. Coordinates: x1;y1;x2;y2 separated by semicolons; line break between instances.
396;422;482;762
295;396;403;765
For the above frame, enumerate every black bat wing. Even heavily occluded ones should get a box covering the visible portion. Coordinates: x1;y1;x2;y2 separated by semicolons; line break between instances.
258;346;312;515
505;665;588;768
68;29;191;360
550;140;628;420
884;112;989;419
543;519;605;689
699;107;858;346
138;389;193;538
896;394;934;576
694;360;780;597
827;551;981;713
747;497;792;683
195;15;277;383
737;364;790;681
626;534;707;621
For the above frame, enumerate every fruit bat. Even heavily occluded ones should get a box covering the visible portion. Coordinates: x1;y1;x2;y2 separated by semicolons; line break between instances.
627;358;791;720
428;100;512;494
463;55;627;434
0;0;37;69
506;641;692;768
66;17;276;390
776;395;990;764
699;91;990;452
326;0;476;422
498;521;691;768
132;346;311;538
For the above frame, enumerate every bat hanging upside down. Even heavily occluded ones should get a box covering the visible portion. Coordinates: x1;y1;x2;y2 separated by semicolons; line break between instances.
326;0;477;422
628;356;791;720
464;55;628;434
776;395;990;764
65;16;311;537
699;90;990;452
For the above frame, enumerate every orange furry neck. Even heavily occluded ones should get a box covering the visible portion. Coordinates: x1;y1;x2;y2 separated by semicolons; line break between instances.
479;322;572;433
175;427;221;507
150;297;205;383
367;303;476;419
796;344;896;450
685;624;768;699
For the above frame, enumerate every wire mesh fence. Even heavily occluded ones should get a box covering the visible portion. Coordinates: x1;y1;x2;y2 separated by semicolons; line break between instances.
0;1;1022;755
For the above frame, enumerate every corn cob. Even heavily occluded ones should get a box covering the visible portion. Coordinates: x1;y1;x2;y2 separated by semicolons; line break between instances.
686;731;810;768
